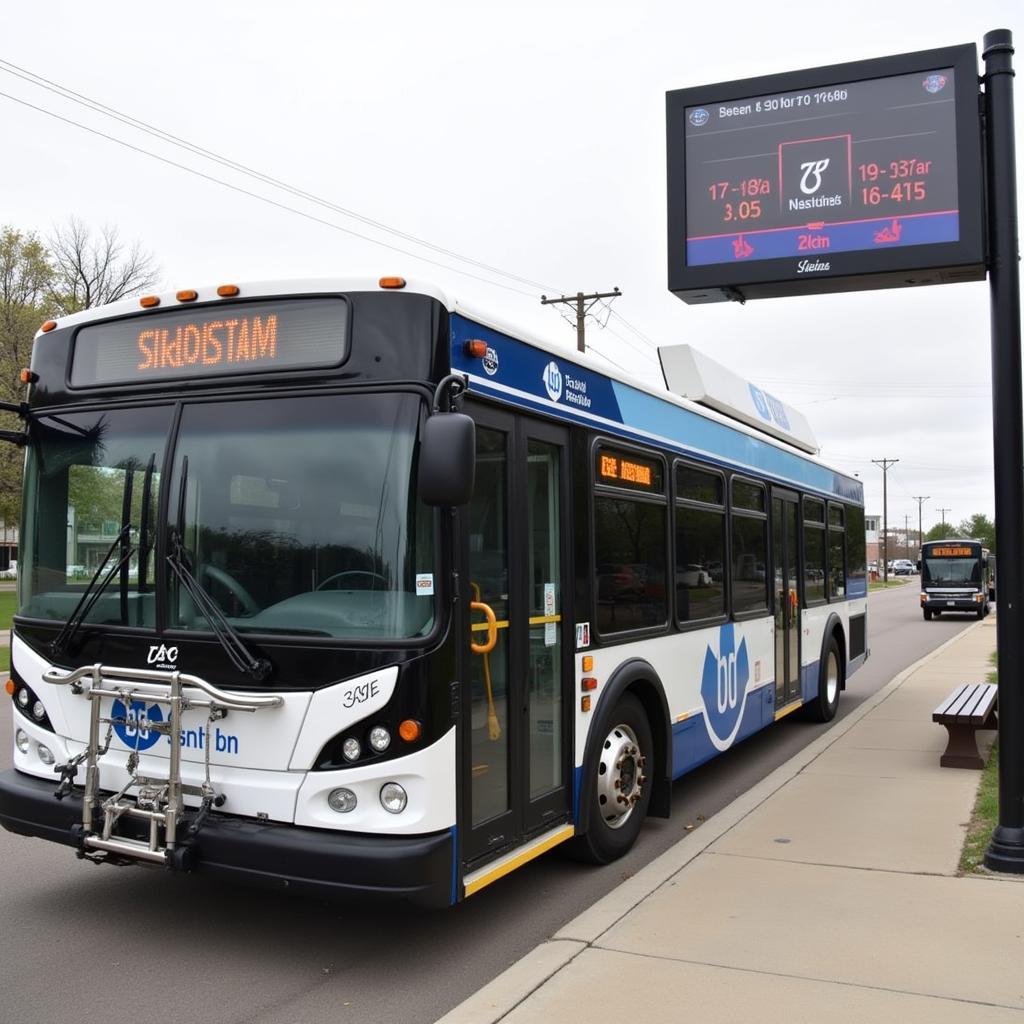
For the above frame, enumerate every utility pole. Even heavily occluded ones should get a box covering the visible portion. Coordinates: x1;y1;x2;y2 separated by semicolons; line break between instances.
938;507;951;534
913;496;929;557
872;458;898;583
541;288;621;353
904;514;910;559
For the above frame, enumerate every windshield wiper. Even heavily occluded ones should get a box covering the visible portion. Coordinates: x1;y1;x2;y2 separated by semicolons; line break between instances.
167;457;272;682
50;525;134;657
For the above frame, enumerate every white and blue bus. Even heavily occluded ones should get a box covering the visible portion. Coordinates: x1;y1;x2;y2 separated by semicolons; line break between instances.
0;278;867;906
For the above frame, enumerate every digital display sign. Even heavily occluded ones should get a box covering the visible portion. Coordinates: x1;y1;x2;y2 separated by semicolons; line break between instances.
70;296;348;387
596;447;663;493
667;45;985;303
930;546;975;557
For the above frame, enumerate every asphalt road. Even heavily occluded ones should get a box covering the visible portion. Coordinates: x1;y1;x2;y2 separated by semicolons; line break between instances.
0;582;975;1024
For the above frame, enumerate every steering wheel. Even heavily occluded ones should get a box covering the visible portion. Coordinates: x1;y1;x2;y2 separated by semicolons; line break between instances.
316;570;388;591
199;564;260;616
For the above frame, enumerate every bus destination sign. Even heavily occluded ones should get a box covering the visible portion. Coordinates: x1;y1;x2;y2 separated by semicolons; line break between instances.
70;296;348;387
666;45;985;303
931;546;974;557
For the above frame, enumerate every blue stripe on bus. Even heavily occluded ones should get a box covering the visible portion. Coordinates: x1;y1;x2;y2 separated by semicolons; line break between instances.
450;314;863;505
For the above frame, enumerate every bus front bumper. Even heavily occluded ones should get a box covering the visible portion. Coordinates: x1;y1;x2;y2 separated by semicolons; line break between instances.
922;595;985;613
0;769;455;907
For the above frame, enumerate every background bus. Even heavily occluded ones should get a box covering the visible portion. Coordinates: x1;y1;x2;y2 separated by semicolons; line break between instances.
1;278;866;905
920;539;994;620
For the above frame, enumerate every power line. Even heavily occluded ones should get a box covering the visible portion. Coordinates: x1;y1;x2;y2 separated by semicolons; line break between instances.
0;57;662;353
0;58;557;295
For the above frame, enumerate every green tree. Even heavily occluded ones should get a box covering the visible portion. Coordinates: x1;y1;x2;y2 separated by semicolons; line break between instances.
957;512;996;551
0;226;52;526
924;521;960;542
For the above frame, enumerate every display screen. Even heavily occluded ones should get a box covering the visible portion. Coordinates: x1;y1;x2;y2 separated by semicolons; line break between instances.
596;448;663;493
930;545;975;557
683;67;960;267
70;296;348;387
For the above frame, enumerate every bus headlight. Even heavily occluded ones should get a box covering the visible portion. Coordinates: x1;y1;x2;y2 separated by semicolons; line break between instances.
32;700;47;722
342;737;361;762
15;729;29;755
369;726;391;752
37;744;55;765
327;788;357;813
16;688;30;709
380;782;407;814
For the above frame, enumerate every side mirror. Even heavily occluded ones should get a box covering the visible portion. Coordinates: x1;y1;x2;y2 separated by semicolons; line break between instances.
419;412;475;507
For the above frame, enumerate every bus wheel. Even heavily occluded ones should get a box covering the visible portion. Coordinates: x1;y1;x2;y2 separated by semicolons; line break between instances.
569;693;652;865
805;635;842;723
923;609;932;621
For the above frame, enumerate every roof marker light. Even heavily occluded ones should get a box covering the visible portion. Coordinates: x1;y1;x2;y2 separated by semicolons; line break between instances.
40;320;57;333
176;289;198;302
139;295;160;308
19;368;38;384
378;277;406;289
217;284;240;298
464;339;488;358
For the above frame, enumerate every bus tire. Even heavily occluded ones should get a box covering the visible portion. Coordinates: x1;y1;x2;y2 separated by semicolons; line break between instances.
805;634;842;723
568;692;653;865
923;609;932;621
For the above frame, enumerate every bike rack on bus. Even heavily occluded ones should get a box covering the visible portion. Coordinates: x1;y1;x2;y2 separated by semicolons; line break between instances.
42;663;283;869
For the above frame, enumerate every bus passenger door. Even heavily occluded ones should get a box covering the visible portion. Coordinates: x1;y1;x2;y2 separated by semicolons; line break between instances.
458;407;572;867
772;491;801;708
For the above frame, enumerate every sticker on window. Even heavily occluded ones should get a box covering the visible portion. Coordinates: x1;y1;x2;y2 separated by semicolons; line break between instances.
415;573;435;596
575;622;591;649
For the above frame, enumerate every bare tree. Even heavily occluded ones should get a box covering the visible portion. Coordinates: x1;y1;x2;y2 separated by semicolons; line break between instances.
48;217;159;315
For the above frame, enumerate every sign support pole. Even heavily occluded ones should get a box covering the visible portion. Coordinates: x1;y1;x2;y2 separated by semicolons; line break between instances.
982;28;1024;874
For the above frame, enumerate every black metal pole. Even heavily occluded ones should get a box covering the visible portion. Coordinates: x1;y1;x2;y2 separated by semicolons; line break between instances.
983;28;1024;873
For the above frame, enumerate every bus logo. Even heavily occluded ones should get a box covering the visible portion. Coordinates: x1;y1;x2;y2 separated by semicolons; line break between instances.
700;623;750;751
147;643;178;667
542;361;563;402
923;74;947;94
799;158;830;195
688;108;710;127
483;346;499;376
111;698;164;752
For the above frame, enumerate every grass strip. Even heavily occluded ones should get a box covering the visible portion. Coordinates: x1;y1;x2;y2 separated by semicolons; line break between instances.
960;739;999;874
0;591;15;632
960;649;1000;874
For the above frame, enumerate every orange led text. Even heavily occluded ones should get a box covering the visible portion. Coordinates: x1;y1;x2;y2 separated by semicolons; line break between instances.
137;315;278;372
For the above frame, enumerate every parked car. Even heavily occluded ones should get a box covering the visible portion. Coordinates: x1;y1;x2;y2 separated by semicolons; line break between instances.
892;559;915;575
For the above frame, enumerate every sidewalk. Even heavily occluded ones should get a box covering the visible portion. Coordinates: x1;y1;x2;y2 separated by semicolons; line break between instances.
441;614;1024;1023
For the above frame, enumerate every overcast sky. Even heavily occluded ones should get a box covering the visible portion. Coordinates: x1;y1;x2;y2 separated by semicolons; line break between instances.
2;1;1020;534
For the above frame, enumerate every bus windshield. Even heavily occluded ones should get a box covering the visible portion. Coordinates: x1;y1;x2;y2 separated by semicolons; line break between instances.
19;393;436;642
20;405;171;627
168;392;435;640
923;558;980;586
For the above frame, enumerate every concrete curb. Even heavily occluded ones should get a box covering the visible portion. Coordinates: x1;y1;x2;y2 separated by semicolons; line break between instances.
436;618;989;1024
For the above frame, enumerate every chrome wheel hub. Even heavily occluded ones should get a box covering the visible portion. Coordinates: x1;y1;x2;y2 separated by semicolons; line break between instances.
596;722;646;829
826;650;839;705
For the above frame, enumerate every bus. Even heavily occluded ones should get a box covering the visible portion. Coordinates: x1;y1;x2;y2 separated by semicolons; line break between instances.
0;278;867;906
920;539;994;620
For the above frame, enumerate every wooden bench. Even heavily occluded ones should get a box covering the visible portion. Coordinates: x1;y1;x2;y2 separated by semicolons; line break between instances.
932;683;998;769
